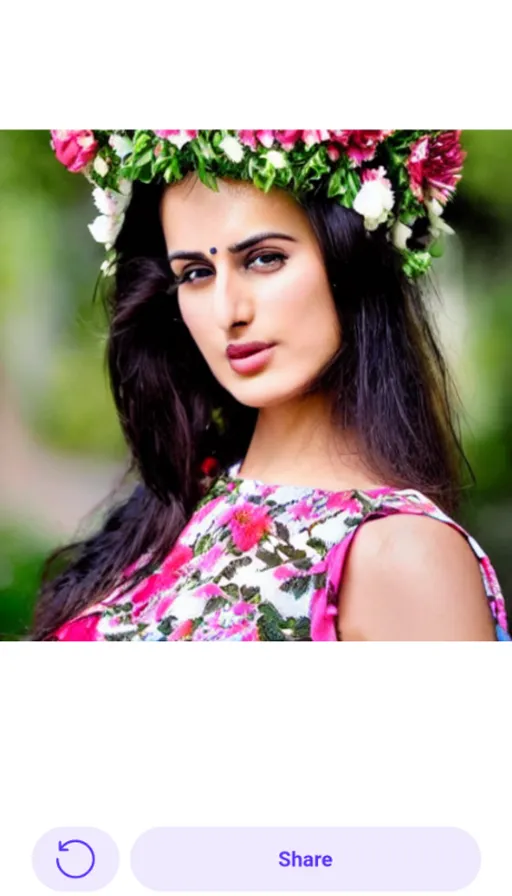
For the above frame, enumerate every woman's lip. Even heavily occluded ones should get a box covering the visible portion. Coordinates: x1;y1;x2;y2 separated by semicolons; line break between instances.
226;342;275;360
227;345;276;375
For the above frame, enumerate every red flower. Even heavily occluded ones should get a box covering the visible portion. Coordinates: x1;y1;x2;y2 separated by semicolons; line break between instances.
407;131;466;204
201;456;219;477
329;130;393;163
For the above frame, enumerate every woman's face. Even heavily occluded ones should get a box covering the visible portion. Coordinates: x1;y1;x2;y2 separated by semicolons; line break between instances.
160;176;341;408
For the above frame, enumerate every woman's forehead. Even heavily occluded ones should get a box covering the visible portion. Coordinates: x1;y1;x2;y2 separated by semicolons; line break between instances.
160;176;310;247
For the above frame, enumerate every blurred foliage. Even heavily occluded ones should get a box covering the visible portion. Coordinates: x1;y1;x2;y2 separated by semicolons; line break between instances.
0;526;52;641
0;129;511;637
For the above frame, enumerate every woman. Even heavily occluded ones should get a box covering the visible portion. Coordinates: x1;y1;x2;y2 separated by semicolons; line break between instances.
31;129;510;641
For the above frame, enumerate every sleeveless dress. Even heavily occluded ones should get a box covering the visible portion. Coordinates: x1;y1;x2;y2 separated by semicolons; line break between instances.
51;460;510;641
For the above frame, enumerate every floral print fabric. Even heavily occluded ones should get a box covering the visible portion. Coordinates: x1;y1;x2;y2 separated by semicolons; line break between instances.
52;461;510;641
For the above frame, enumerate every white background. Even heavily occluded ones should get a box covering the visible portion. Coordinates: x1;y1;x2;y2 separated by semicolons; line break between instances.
1;1;511;893
1;648;510;893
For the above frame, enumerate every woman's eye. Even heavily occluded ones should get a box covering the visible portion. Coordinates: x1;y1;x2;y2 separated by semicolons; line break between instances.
177;267;212;284
247;251;286;270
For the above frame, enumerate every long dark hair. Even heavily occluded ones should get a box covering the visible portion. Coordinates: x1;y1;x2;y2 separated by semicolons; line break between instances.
30;179;471;640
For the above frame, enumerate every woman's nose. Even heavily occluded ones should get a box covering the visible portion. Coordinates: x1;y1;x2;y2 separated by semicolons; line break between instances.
211;266;255;330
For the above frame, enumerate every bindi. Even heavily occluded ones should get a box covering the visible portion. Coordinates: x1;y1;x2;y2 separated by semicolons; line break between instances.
209;247;217;255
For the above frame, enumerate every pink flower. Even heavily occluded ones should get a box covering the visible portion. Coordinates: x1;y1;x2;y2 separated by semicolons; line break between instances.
237;130;275;149
161;543;194;579
200;542;224;572
407;130;466;205
193;495;223;525
194;604;259;640
232;600;257;616
326;492;362;513
153;130;198;148
326;144;341;162
220;502;272;551
361;165;391;185
195;582;225;599
153;594;174;622
53;612;101;641
289;497;316;520
168;619;194;640
127;541;194;614
302;129;330;147
275;130;302;150
330;130;393;163
238;130;258;149
50;130;98;173
274;565;298;581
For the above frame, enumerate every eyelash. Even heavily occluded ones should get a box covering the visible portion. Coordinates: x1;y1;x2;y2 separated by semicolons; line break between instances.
175;251;287;285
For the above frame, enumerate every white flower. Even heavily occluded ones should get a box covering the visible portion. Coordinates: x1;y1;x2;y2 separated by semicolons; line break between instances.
92;187;118;216
266;150;287;169
118;179;132;198
92;184;132;217
425;198;454;238
93;156;109;177
88;215;118;246
219;135;245;164
166;130;195;150
392;220;413;250
89;183;132;249
108;134;134;159
353;177;394;231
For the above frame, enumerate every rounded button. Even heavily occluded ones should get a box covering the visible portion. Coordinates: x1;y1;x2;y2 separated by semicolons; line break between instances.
33;828;118;891
131;826;480;891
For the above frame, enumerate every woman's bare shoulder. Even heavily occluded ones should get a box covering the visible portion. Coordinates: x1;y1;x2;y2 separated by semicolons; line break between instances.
337;513;496;641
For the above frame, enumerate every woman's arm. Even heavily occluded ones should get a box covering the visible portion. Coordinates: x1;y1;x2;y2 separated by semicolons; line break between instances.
337;514;497;641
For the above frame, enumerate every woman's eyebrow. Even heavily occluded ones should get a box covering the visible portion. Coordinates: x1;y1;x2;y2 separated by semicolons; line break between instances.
167;231;297;263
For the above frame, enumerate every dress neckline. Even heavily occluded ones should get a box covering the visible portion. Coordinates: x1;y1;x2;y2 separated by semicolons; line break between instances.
224;459;394;499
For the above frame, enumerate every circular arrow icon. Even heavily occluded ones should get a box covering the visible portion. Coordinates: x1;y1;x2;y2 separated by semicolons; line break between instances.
56;839;96;879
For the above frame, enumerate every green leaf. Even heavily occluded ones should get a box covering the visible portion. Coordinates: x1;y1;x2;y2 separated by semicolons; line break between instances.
219;555;252;580
256;547;283;568
278;544;307;561
259;601;283;623
253;167;276;193
197;168;218;191
327;168;346;198
257;602;287;640
223;583;240;599
157;616;177;637
133;148;154;169
204;596;228;614
293;556;314;571
279;576;310;599
257;617;286;641
313;572;326;589
240;585;260;602
275;521;290;541
429;236;445;258
195;533;213;555
306;537;328;557
293;617;312;640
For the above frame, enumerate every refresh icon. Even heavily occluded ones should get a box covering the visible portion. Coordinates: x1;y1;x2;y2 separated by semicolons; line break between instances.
56;839;96;879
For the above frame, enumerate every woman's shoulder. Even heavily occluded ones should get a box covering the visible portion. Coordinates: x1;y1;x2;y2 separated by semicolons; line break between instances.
334;488;509;640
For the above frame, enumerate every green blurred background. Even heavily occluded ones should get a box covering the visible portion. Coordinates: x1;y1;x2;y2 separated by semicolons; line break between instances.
0;130;511;640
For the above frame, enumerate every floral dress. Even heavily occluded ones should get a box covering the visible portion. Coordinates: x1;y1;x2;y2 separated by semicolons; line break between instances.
52;461;510;641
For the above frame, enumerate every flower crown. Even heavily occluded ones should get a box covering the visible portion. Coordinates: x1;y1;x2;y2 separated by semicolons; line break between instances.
50;129;466;279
